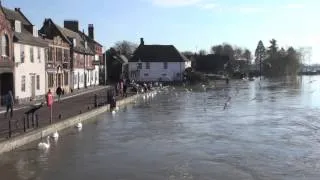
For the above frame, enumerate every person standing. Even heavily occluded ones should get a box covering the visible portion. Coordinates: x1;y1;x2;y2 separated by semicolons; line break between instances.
56;86;62;102
5;91;14;118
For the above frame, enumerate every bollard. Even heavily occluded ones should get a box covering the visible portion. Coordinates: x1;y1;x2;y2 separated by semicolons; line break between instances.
32;113;35;128
58;114;62;119
36;114;39;128
8;119;12;138
88;106;90;110
27;115;30;129
79;110;82;114
94;94;98;108
23;116;26;132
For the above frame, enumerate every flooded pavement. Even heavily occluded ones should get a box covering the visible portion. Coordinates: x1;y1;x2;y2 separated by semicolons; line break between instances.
1;76;320;180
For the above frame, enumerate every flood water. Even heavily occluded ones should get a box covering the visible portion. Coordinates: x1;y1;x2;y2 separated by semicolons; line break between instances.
1;76;320;180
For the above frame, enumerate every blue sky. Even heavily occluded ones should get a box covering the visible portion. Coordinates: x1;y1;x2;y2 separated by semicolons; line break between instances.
2;0;319;63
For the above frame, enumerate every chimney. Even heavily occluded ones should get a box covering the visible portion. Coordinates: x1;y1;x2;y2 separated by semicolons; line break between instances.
88;24;94;40
140;38;144;45
14;8;21;12
64;20;79;32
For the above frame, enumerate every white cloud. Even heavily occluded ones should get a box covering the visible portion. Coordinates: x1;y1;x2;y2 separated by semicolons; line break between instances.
285;3;305;9
236;6;263;13
149;0;203;7
199;3;217;9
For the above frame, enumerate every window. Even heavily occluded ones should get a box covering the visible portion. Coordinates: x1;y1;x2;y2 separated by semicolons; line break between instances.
48;47;53;61
163;62;168;69
63;49;69;62
137;63;142;69
56;48;62;62
45;48;48;62
14;20;21;32
1;35;9;56
48;73;54;88
30;47;34;62
37;47;41;62
64;72;68;86
20;44;24;63
144;73;149;76
146;62;150;69
36;75;40;90
21;76;26;92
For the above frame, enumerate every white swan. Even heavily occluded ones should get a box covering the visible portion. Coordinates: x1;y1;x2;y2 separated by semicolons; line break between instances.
112;110;116;115
52;131;59;139
38;136;50;150
76;122;82;129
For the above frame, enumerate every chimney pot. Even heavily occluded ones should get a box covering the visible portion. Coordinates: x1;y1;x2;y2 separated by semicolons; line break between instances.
140;38;144;45
88;24;94;40
14;8;21;12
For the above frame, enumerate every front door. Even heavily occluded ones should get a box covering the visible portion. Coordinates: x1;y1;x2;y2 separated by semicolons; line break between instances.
31;75;36;99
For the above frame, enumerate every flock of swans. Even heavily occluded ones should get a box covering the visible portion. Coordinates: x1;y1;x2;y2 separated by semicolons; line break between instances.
38;121;83;150
37;89;161;151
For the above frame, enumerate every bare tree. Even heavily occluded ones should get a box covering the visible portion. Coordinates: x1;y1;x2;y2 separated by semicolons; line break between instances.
113;40;138;58
199;49;207;56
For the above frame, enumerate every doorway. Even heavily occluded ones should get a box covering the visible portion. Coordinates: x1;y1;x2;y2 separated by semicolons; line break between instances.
0;73;14;105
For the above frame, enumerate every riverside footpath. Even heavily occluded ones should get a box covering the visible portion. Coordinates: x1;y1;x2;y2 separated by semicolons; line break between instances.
0;86;112;142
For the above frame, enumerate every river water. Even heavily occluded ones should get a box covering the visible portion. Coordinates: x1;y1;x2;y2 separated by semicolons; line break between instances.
1;76;320;180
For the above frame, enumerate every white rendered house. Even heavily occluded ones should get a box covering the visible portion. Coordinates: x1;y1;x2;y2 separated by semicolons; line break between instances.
3;7;47;103
129;38;191;82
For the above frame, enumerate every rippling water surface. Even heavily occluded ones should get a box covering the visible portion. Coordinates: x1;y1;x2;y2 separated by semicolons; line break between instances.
1;76;320;180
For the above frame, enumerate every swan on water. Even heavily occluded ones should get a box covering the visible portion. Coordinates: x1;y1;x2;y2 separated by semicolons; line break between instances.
52;131;59;139
112;110;116;115
76;122;82;129
38;136;50;150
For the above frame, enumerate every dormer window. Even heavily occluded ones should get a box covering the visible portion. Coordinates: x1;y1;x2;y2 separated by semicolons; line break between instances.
14;20;21;33
73;38;76;47
33;26;38;37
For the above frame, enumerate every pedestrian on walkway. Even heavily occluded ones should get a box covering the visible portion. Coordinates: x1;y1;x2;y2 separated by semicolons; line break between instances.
120;79;124;97
5;90;14;118
56;86;62;102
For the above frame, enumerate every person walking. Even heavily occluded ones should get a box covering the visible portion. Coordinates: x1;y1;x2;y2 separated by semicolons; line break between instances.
5;90;14;118
56;86;62;102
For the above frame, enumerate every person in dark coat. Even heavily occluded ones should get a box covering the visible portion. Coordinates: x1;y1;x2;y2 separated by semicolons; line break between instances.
56;86;62;102
5;91;14;118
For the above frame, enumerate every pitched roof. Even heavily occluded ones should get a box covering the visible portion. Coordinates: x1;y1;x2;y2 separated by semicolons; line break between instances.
130;44;189;62
2;7;32;25
78;31;103;47
14;27;47;47
2;7;47;47
55;24;94;55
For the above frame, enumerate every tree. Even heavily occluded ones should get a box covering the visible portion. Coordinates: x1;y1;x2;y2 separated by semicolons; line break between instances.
113;40;138;59
211;45;223;54
234;47;243;60
267;39;278;58
181;51;194;57
243;49;252;64
255;40;266;79
199;49;207;56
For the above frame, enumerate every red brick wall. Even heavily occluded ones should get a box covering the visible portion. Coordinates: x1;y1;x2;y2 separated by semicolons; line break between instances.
0;7;13;62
